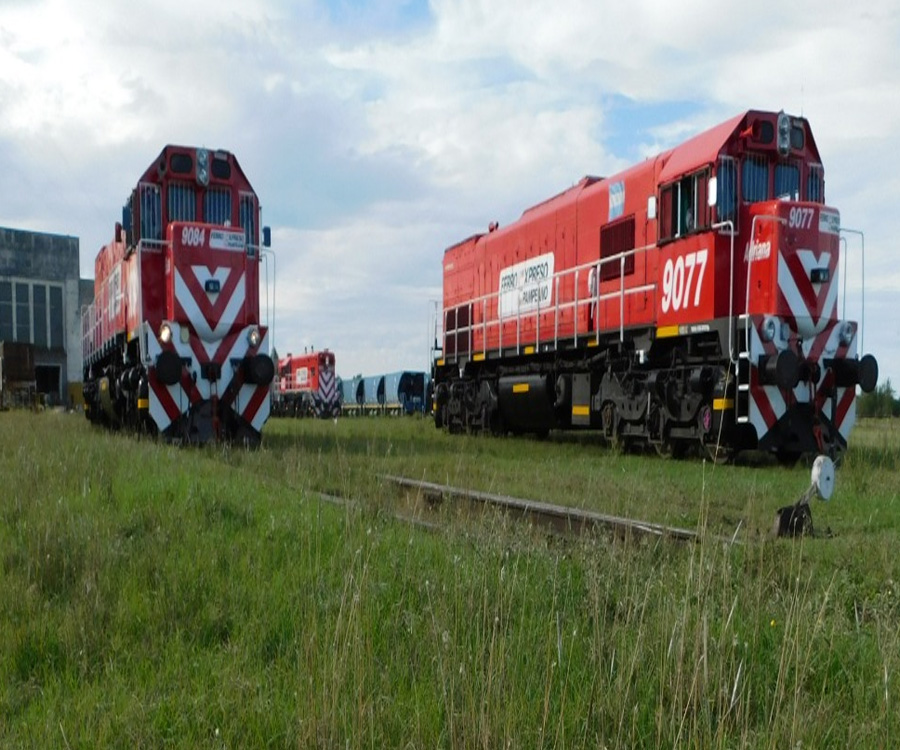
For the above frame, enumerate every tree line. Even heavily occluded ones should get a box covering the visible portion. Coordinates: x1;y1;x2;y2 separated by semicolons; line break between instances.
857;379;900;418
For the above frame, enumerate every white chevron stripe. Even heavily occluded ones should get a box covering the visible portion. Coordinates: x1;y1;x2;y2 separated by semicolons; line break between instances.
143;320;270;435
747;319;786;441
746;312;859;444
233;330;272;432
148;394;172;433
192;266;231;302
777;251;836;338
145;320;253;402
174;268;246;357
319;368;336;401
144;321;184;433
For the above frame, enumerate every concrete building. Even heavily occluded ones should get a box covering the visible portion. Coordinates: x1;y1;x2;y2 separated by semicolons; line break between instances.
0;226;92;405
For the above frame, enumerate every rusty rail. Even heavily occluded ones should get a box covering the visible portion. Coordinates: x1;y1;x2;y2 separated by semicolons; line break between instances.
380;474;723;543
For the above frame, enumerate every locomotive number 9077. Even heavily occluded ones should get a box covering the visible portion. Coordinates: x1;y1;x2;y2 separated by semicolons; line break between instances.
661;249;708;313
788;206;815;230
181;226;207;247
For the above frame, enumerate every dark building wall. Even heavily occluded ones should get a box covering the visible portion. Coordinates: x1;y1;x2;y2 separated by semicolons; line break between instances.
0;226;87;404
0;227;78;281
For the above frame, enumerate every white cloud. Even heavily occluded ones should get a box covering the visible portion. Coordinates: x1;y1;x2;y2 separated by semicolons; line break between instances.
1;0;898;384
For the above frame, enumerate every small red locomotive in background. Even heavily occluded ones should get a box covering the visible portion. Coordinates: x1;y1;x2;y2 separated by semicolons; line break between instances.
432;110;878;461
82;145;274;445
273;349;341;418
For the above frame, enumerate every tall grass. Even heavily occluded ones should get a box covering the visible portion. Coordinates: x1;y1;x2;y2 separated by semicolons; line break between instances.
1;411;897;746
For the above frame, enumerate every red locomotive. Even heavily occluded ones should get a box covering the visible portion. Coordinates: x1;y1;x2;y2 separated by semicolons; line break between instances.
274;349;340;418
82;145;275;445
432;110;878;461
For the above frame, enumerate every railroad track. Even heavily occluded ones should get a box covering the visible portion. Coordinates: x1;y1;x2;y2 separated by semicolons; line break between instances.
380;474;729;544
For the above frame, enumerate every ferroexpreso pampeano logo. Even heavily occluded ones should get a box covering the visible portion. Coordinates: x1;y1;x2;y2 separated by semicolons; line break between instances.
498;253;555;319
210;229;246;252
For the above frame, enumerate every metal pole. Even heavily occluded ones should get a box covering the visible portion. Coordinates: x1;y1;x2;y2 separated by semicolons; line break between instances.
711;220;735;361
619;255;625;343
840;227;865;353
260;247;276;356
839;236;848;321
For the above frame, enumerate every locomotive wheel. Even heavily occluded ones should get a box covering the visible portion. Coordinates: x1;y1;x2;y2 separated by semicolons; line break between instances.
601;402;623;452
648;402;676;458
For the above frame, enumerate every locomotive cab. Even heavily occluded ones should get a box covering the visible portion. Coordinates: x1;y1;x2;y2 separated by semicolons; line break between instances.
721;196;877;456
82;145;275;446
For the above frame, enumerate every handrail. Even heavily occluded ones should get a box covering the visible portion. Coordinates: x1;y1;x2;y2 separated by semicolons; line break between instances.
439;242;655;361
619;255;625;342
710;220;735;363
260;246;276;355
744;214;786;355
839;227;865;353
81;236;273;365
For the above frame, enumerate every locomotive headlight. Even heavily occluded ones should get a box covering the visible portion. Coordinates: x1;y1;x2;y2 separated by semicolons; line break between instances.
196;148;210;186
838;321;854;346
159;321;173;344
761;316;779;342
777;111;791;157
247;326;261;348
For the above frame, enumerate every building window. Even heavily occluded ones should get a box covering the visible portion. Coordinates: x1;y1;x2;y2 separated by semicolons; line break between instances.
49;285;64;349
33;285;47;348
0;281;12;341
15;282;30;342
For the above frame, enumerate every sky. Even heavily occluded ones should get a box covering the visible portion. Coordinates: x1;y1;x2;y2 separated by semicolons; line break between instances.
1;0;898;385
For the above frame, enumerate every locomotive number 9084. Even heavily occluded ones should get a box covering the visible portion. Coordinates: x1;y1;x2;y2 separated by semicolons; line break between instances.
181;226;206;247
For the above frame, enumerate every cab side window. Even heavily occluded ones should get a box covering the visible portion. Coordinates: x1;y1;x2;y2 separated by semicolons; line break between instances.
658;169;710;242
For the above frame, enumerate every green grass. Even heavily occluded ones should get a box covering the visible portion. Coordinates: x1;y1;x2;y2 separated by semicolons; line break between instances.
1;411;898;747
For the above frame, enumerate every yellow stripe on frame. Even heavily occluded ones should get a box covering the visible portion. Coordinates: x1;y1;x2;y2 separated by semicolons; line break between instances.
524;345;535;355
657;325;680;338
436;358;444;367
512;383;530;394
137;398;150;410
713;398;734;411
571;405;590;417
473;352;485;362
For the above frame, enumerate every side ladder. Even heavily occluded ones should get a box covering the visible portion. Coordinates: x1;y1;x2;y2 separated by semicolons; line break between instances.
735;314;751;424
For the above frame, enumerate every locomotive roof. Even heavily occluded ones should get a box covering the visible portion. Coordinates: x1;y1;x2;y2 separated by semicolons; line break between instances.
521;175;603;217
443;109;818;256
657;109;819;182
656;111;747;183
136;144;254;189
